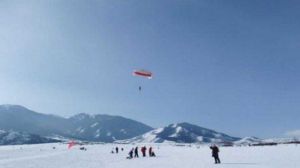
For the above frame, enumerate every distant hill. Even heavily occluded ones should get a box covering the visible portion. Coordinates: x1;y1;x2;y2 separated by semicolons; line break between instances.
0;129;60;145
234;136;262;146
117;122;240;144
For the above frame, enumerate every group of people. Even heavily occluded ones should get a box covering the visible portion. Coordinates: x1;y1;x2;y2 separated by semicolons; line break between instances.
127;146;156;159
112;144;220;164
111;147;124;154
111;146;156;159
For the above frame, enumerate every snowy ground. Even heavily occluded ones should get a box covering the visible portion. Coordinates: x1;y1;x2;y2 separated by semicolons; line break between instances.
0;143;299;168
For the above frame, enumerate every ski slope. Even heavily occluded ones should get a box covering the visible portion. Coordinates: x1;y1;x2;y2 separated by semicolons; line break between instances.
0;143;299;168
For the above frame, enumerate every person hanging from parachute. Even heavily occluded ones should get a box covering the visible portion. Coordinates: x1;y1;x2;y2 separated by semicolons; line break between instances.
132;69;152;92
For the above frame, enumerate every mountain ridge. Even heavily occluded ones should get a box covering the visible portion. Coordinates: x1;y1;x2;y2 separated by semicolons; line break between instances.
0;104;153;142
116;122;241;144
0;104;243;144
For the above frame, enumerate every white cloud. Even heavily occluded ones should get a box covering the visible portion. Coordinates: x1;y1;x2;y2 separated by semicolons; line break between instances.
285;130;300;137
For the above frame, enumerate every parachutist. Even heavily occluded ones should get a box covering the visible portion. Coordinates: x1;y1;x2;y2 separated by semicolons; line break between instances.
133;69;152;92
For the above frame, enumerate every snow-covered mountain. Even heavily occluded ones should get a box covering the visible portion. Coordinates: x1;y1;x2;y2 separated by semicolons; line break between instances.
262;137;300;144
0;130;60;145
68;113;153;142
234;137;300;146
0;105;152;143
117;123;240;144
0;105;73;137
234;136;262;146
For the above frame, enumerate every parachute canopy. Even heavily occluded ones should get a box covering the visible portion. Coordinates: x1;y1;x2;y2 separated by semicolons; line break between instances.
68;141;76;149
133;69;153;79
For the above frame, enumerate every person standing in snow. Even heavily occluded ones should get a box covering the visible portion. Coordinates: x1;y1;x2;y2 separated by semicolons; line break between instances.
210;145;221;164
149;147;152;157
116;147;119;154
141;146;147;157
134;147;139;158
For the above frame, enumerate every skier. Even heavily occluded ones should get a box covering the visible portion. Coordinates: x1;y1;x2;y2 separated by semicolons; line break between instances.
141;146;147;157
116;147;119;154
210;145;221;164
134;146;139;158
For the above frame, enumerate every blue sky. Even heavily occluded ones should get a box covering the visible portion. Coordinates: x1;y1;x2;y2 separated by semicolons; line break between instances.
0;0;299;138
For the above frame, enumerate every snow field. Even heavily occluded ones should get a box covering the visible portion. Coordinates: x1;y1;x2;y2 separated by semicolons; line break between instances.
0;143;299;168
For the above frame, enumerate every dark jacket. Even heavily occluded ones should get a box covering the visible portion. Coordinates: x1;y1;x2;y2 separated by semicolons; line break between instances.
210;146;219;157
